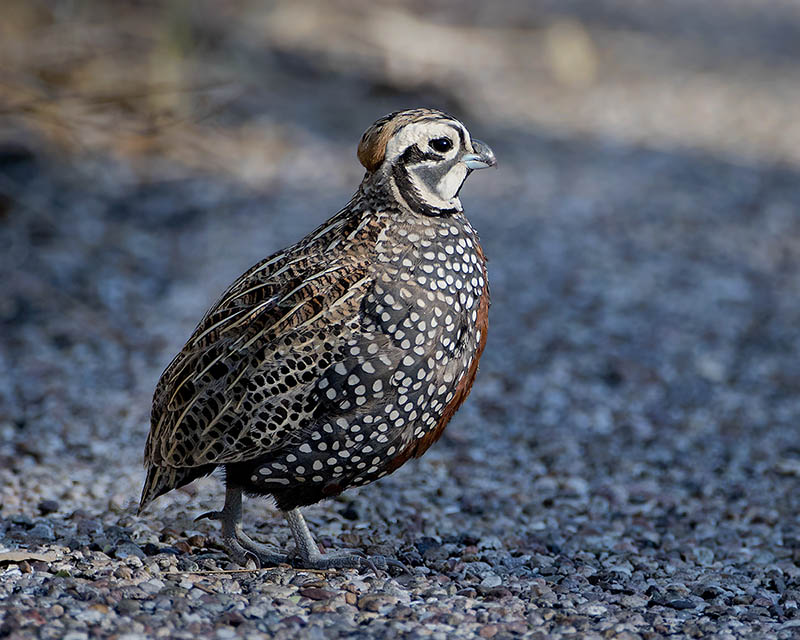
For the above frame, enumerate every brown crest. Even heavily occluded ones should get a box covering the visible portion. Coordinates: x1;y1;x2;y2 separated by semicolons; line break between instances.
357;108;454;172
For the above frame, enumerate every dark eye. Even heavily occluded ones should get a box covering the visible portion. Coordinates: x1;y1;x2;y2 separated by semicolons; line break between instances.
429;137;453;153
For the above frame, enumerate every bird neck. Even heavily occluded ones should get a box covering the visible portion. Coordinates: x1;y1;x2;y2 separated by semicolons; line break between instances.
358;166;463;218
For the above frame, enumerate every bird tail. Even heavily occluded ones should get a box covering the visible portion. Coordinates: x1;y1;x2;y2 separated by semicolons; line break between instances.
138;465;172;514
138;464;218;514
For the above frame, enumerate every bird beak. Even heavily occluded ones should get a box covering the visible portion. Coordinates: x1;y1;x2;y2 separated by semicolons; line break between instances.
462;139;497;170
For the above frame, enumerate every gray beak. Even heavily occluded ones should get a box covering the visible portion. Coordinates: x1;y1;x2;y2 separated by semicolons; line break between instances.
462;139;497;170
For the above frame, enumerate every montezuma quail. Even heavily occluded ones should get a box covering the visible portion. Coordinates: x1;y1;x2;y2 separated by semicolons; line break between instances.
139;109;496;570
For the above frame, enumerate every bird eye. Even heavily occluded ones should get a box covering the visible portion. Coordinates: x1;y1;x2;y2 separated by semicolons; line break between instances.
429;138;453;153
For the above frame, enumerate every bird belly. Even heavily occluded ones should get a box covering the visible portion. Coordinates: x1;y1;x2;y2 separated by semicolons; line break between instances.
230;224;488;512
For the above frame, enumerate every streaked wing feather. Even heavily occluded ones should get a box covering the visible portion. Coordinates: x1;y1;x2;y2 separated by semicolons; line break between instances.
145;241;371;470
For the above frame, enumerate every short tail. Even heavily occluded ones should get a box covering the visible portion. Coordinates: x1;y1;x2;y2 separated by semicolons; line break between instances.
138;466;173;514
138;464;217;514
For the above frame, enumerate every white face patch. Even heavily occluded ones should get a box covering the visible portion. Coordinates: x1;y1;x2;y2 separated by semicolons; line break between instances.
384;119;475;212
436;163;468;200
406;163;462;211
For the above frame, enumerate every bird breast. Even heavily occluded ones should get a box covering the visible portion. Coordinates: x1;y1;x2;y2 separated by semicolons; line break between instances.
249;210;488;497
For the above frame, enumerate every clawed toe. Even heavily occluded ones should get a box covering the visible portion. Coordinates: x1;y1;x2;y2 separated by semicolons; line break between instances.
293;550;407;576
371;555;410;574
223;539;262;568
222;535;289;568
193;493;289;568
194;510;223;523
294;551;366;571
360;554;410;576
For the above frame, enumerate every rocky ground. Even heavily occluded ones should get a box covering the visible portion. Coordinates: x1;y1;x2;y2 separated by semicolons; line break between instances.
2;2;800;638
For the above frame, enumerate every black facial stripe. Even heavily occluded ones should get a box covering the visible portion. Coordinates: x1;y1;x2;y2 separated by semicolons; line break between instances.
450;124;466;150
392;154;457;218
399;144;442;165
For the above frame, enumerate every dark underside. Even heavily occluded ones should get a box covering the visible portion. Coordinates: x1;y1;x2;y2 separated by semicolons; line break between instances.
224;460;350;511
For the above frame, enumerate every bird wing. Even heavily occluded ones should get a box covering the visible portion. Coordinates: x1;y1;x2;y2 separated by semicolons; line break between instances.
144;229;374;471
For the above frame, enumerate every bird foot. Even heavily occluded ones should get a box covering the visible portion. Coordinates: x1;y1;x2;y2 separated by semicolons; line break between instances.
194;501;407;575
195;510;288;568
223;534;288;569
293;548;408;576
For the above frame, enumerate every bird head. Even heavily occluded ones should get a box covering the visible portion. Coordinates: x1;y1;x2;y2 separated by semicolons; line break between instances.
357;108;496;216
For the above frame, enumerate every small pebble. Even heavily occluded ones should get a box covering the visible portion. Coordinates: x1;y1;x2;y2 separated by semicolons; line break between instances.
299;587;336;601
28;523;55;541
480;574;502;589
38;500;60;515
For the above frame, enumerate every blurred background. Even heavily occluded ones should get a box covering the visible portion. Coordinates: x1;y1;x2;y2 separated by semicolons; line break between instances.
4;0;800;172
1;0;800;621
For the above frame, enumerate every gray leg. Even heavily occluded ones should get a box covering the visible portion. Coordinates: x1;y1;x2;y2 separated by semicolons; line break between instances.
284;508;405;574
196;484;288;567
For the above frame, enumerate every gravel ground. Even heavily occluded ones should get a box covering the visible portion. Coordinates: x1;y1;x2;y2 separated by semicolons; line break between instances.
2;2;800;639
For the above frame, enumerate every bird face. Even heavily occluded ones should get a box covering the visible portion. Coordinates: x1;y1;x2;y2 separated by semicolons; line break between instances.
358;109;496;216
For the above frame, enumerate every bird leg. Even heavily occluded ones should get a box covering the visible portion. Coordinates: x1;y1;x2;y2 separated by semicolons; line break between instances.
196;487;405;573
195;484;288;568
284;508;405;574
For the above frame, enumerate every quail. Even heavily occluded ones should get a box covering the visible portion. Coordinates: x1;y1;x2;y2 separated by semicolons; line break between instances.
139;108;496;570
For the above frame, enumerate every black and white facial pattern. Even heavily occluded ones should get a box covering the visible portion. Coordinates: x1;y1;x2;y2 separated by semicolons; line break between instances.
383;120;477;216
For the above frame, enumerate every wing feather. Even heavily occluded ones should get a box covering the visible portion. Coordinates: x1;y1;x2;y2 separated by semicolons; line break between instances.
144;245;372;471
